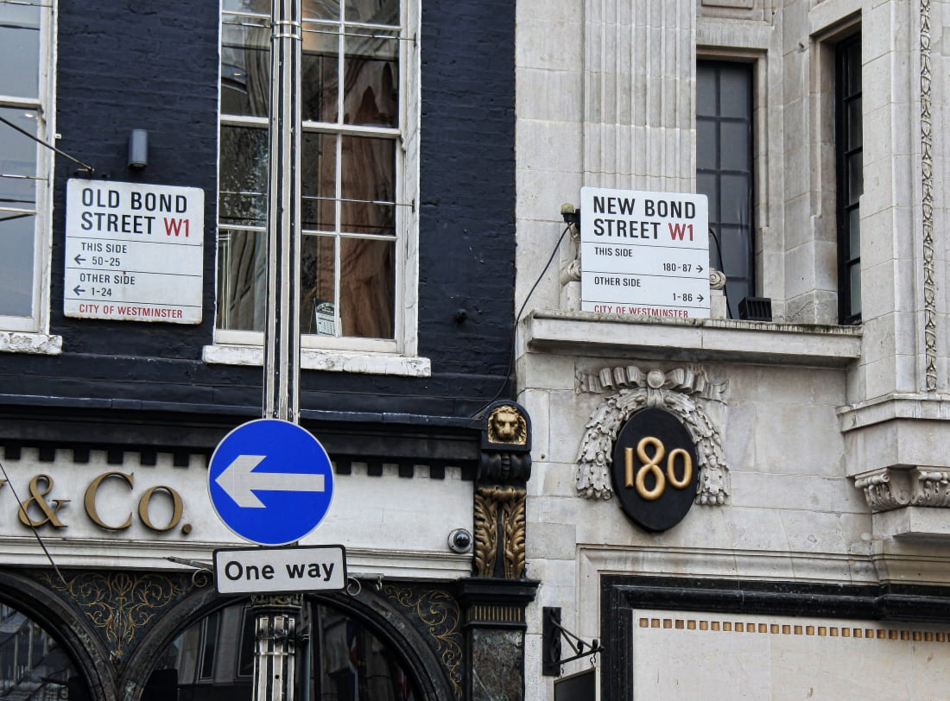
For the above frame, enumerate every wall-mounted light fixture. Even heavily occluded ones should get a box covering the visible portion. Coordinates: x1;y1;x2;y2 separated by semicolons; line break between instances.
128;129;148;169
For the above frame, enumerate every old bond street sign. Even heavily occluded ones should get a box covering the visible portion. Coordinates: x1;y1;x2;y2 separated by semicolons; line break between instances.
580;187;710;319
610;408;698;532
64;179;204;323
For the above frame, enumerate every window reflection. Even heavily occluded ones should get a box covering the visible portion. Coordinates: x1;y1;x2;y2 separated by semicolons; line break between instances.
154;601;419;701
217;0;402;341
0;602;87;700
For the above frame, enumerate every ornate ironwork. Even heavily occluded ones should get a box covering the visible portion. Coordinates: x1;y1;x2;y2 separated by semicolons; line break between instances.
381;584;463;700
38;571;192;661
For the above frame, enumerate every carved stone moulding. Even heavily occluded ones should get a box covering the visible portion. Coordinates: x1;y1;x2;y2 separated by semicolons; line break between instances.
574;364;729;506
855;466;950;512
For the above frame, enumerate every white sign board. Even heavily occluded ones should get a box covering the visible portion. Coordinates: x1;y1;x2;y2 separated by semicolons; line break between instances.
580;187;710;319
214;545;347;595
64;179;204;323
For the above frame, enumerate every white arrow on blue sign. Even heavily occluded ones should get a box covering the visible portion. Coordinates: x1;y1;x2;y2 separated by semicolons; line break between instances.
208;419;334;546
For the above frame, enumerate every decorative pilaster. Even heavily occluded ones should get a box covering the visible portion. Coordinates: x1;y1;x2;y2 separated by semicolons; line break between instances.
463;402;538;701
920;0;937;391
583;0;696;191
474;402;531;579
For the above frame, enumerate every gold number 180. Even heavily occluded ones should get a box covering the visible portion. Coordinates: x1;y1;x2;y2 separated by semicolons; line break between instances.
624;437;692;501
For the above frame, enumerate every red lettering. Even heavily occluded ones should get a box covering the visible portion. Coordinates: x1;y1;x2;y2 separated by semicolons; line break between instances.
163;217;188;237
669;222;693;241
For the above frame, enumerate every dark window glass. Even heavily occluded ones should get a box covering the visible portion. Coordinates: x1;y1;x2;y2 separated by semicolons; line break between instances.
157;601;421;700
836;35;863;324
198;610;220;679
0;603;88;699
696;61;754;319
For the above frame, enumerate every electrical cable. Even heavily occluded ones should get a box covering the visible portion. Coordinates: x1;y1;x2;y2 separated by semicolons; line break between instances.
0;458;69;589
472;223;572;417
0;114;94;175
708;227;732;319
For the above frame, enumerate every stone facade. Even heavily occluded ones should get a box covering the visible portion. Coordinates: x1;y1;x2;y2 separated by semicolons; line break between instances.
516;0;950;697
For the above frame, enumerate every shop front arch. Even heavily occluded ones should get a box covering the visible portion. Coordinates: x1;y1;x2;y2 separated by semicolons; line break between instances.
0;570;113;701
129;585;460;701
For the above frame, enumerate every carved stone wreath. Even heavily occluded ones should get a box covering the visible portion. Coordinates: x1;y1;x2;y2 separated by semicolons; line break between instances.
575;365;729;505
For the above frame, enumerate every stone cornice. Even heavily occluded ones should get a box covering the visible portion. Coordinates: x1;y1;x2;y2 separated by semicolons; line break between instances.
522;310;862;367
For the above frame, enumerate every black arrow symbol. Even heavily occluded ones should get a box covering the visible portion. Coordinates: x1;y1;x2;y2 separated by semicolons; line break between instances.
697;294;705;302
73;286;85;296
74;254;86;265
696;264;704;273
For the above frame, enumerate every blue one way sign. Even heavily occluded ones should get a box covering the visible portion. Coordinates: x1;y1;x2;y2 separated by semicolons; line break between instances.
208;419;334;546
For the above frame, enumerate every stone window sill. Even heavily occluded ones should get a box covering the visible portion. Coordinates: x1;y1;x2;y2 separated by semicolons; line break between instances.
521;310;862;367
202;344;432;377
0;332;63;355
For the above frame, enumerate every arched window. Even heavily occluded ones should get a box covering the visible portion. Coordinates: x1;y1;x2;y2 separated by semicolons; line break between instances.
0;601;89;700
148;600;420;700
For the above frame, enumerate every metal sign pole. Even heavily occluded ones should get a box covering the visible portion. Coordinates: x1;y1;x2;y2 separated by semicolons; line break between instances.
255;0;303;697
264;0;302;425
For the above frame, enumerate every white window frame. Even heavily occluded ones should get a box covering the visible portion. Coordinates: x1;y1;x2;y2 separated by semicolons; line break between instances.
209;0;423;374
0;0;56;343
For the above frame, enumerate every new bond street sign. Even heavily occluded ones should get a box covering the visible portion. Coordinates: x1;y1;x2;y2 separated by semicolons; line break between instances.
580;186;710;319
208;419;334;546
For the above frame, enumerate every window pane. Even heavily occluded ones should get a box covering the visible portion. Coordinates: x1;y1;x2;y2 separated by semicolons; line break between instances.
302;30;339;123
0;213;34;317
158;602;419;700
720;174;751;226
696;119;716;170
340;237;394;338
219;125;268;226
301;234;337;335
0;604;87;698
0;5;40;98
199;612;220;680
696;173;718;223
847;151;863;205
719;65;750;119
346;0;399;25
340;136;395;235
0;108;39;208
238;608;255;677
849;263;861;318
697;60;753;304
720;121;751;172
719;224;752;280
848;208;860;259
217;228;266;331
343;31;399;127
223;0;270;13
847;97;862;151
836;34;862;324
846;42;861;93
304;0;342;21
221;21;270;118
696;64;716;117
302;132;337;231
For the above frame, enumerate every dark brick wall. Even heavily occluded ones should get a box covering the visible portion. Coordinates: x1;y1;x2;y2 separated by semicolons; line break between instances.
0;0;516;423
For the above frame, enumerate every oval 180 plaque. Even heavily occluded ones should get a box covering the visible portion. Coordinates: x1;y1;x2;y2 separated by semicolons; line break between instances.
610;408;698;532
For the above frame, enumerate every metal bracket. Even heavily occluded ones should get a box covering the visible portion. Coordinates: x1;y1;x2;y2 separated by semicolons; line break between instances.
542;607;604;677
